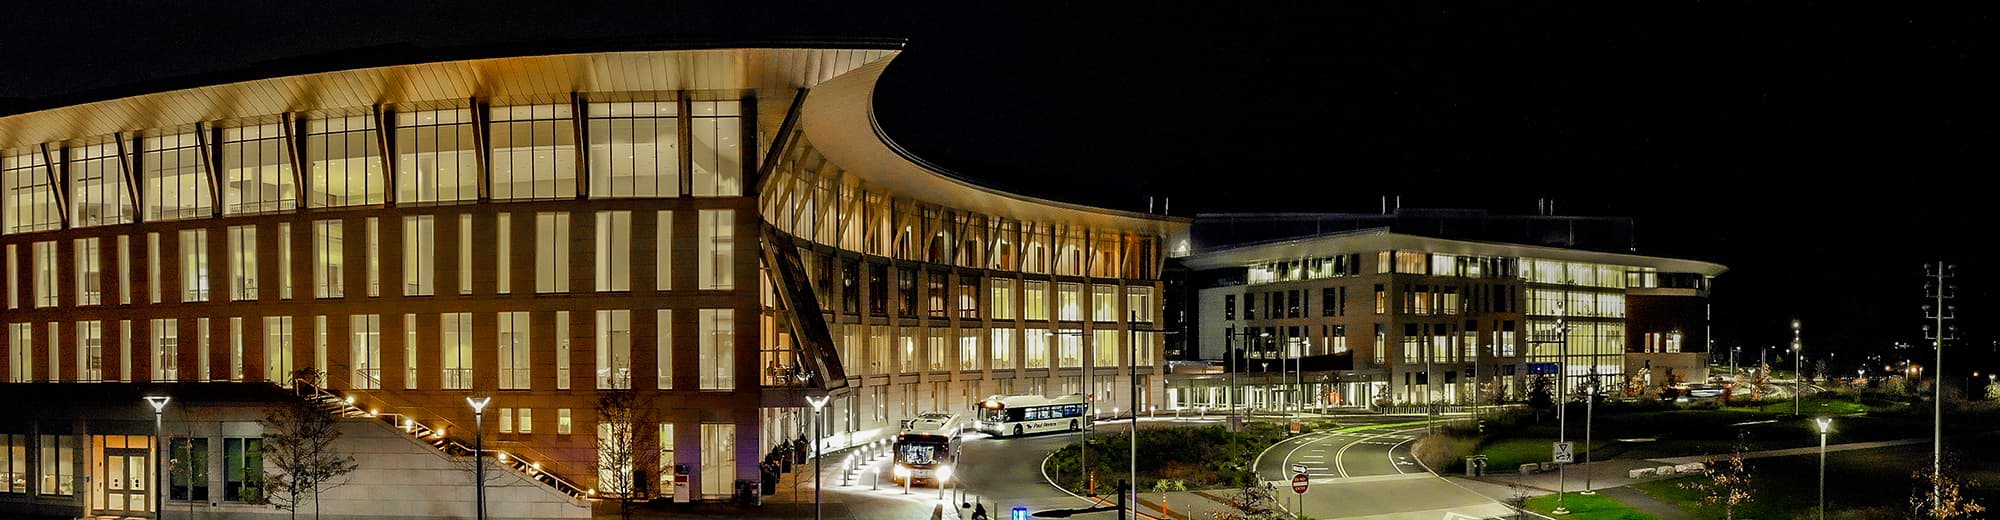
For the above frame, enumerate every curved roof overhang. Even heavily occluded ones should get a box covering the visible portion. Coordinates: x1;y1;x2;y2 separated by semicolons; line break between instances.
795;57;1190;238
0;47;898;150
1183;228;1728;276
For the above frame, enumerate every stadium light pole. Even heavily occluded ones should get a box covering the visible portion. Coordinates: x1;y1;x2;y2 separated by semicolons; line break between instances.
144;396;171;518
467;396;492;520
806;395;830;520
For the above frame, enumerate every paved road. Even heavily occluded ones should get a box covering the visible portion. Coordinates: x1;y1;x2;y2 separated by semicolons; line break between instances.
1257;425;1517;519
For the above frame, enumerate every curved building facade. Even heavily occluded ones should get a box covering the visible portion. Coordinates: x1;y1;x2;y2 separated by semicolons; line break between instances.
0;45;1187;517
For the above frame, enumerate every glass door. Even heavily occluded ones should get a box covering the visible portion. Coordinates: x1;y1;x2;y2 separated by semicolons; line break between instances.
103;448;149;514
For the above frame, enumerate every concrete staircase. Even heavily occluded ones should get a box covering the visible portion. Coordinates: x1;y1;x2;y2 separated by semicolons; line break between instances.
293;379;592;502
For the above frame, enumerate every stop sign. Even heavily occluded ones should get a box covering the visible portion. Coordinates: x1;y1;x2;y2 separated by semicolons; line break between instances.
1291;473;1309;494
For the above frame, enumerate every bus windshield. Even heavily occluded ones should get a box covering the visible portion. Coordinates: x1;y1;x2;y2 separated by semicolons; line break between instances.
897;436;950;466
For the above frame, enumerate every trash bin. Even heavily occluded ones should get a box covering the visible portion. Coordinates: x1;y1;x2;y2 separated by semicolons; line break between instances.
736;479;761;506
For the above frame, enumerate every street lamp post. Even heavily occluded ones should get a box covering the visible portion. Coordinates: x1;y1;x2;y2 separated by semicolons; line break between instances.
1816;417;1833;520
1553;303;1572;516
144;396;171;518
806;395;830;520
467;396;492;520
1129;310;1141;519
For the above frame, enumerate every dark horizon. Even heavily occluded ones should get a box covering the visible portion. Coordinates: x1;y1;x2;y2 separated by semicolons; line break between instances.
1;1;1991;375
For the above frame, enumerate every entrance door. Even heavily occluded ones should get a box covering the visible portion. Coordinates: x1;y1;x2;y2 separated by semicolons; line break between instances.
104;448;150;514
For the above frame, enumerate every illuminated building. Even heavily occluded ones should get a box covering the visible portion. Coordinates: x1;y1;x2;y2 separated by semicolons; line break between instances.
1168;209;1723;410
0;43;1184;517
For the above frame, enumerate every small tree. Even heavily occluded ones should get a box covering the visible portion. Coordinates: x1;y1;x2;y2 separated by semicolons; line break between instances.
260;368;359;519
1911;456;1986;519
1526;375;1555;422
1681;436;1753;520
594;388;658;520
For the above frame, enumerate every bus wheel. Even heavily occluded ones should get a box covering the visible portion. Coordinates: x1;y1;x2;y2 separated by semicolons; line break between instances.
1014;425;1024;437
1070;419;1079;432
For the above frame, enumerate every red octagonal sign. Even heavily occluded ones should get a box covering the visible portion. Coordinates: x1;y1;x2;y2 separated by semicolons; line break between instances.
1292;473;1309;494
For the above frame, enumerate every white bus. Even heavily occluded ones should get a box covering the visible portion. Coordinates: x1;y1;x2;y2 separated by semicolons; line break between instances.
892;413;963;486
974;394;1087;437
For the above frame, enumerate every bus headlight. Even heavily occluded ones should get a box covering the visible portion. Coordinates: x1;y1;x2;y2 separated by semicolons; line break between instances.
936;465;954;481
893;464;911;479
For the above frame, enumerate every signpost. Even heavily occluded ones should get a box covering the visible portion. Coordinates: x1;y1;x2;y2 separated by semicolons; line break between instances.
1291;463;1310;518
1553;441;1575;464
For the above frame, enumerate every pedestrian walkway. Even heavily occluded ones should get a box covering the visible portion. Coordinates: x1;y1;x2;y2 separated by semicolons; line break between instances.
1647;437;1925;464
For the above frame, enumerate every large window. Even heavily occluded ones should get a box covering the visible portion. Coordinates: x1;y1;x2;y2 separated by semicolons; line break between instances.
958;332;980;370
588;100;680;198
1;434;27;492
498;311;530;390
403;314;417;389
990;328;1014;369
350;315;381;389
596;310;632;389
1127;286;1155;323
689;100;742;197
277;224;292;299
75;238;101;305
364;218;380;297
32;241;55;307
78;321;102;382
179;230;208;302
491;104;577;200
698;309;734;390
151;319;177;381
655;211;672;290
305;115;384;208
220;123;297;214
69;137;134;226
656;310;673;389
312;220;343;298
223;437;263;502
403;216;435;296
139;131;211;221
698;210;733;290
458;215;472;295
117;237;132;305
595;211;631;291
441;313;472;390
1090;285;1117;322
556;311;571;390
40;435;76;497
990;278;1015;320
8;323;29;382
1056;283;1082;321
1056;330;1082;368
536;212;571;293
698;424;736;497
264;317;292;384
2;148;58;234
226;227;255;301
1092;329;1119;367
1023;281;1049;321
496;213;512;294
1024;328;1049;369
394;109;478;204
167;437;204;500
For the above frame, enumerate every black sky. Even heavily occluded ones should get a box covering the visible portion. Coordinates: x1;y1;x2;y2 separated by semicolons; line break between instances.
1;2;1993;372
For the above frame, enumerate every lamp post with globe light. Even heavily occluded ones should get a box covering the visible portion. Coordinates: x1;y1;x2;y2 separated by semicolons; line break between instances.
805;395;830;520
1816;417;1833;520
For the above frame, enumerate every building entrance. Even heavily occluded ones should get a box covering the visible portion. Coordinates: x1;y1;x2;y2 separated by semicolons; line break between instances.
95;435;154;516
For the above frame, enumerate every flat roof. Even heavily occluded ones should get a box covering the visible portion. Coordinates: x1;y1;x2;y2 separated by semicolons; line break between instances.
1181;227;1727;275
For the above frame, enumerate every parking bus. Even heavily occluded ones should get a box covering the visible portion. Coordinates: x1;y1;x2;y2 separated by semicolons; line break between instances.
892;413;962;486
974;394;1087;437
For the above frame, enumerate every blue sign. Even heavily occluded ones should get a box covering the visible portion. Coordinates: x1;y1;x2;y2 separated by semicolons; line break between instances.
1012;506;1029;520
1528;363;1560;375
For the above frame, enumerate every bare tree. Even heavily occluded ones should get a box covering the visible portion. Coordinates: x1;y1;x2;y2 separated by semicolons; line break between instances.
259;368;359;519
594;388;658;520
1681;436;1753;520
1209;482;1284;520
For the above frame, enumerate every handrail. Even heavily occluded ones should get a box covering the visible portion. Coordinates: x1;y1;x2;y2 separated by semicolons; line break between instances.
292;376;594;501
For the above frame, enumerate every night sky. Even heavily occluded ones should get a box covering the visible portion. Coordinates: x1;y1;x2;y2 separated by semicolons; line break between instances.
1;2;1993;374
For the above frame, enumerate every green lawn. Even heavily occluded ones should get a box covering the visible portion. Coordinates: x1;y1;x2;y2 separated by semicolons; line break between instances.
1525;493;1659;520
1477;437;1607;471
